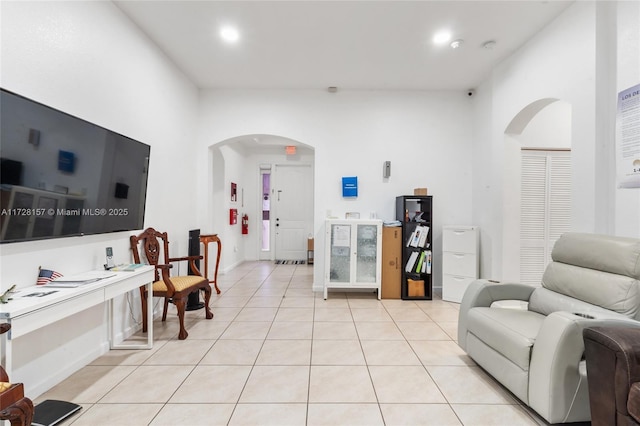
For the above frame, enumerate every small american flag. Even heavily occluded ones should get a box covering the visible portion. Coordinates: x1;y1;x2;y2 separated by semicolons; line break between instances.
36;267;63;285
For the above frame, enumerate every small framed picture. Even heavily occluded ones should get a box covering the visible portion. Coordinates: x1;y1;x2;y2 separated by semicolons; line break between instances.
231;182;237;202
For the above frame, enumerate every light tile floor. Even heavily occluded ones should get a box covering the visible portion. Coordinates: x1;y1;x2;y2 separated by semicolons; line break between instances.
36;261;552;426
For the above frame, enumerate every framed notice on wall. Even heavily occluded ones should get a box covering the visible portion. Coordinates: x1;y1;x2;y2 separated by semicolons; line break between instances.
231;182;237;201
342;176;358;197
616;83;640;189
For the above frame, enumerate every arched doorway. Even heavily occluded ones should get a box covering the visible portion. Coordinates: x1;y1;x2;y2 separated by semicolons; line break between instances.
208;134;315;271
502;99;572;284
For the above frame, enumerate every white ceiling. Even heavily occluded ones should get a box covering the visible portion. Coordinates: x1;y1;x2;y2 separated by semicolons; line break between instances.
114;0;574;91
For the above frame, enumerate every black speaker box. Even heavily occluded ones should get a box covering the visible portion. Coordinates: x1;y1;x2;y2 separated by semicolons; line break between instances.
186;229;204;310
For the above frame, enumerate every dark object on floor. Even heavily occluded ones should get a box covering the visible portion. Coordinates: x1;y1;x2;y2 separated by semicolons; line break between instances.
583;326;640;426
275;260;306;265
31;400;81;426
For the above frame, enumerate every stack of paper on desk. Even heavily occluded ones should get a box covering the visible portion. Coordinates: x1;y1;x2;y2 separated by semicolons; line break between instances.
44;271;116;287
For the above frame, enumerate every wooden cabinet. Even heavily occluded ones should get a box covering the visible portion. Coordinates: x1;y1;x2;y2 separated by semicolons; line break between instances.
324;219;382;300
381;226;402;299
442;226;479;303
395;196;433;300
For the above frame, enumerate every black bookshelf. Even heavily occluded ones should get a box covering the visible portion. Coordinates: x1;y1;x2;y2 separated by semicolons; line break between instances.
395;195;433;300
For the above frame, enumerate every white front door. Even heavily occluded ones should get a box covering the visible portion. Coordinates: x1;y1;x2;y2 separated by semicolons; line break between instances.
272;164;313;260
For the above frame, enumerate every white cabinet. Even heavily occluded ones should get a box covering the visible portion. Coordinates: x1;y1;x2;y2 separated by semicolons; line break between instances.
442;226;479;303
324;219;382;299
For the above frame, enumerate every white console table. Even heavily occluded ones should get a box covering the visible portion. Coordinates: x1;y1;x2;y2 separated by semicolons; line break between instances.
0;266;154;376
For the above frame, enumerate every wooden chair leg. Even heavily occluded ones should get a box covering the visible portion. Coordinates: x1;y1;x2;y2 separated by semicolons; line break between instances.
202;286;213;320
162;298;170;322
140;286;148;333
1;397;34;426
174;297;188;340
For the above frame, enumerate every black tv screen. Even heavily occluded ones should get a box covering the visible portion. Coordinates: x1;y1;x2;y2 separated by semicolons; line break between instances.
0;89;150;243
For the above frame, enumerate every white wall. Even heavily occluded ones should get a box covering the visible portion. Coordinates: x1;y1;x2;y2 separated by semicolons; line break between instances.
614;1;640;236
214;144;249;270
473;1;640;280
472;2;600;279
198;89;475;291
0;1;199;396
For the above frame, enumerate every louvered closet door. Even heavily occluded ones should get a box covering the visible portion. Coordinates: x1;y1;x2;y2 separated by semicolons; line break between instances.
520;151;571;286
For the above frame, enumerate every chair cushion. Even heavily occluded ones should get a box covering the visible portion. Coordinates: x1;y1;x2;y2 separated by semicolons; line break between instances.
153;275;206;292
467;307;545;370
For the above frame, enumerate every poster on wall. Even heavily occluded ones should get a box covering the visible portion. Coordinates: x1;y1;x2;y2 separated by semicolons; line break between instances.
616;83;640;188
231;182;237;201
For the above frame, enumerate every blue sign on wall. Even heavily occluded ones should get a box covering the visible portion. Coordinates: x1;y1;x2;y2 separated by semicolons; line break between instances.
342;176;358;197
58;150;76;173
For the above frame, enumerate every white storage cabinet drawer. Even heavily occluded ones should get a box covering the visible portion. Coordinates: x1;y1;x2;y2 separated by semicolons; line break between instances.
442;227;478;253
442;252;478;278
442;275;476;303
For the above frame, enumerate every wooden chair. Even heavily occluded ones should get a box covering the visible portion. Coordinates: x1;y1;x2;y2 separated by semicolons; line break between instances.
130;227;213;340
0;324;34;426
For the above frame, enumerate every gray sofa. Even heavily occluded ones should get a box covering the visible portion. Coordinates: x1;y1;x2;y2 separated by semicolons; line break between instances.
458;232;640;424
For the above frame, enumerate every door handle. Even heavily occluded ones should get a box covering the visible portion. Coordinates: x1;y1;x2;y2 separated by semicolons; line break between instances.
277;190;282;201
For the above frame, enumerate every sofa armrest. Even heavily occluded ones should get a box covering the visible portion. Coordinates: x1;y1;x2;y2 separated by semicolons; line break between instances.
457;279;536;349
529;314;640;424
583;326;640;425
630;382;640;423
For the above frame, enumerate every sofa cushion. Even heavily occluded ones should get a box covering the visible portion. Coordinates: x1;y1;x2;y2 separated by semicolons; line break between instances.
528;287;634;319
551;232;640;280
540;262;640;319
467;307;545;370
538;233;640;320
466;333;530;403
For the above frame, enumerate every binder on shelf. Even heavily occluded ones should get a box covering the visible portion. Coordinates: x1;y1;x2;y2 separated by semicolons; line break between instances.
407;225;430;248
405;251;419;272
418;226;430;247
426;250;432;274
408;227;421;247
415;251;426;273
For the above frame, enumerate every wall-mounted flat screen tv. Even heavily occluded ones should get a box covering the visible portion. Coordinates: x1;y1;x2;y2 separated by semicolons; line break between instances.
0;89;151;243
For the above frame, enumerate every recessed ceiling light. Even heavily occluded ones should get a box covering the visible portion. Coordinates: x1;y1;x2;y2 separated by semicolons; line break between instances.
220;26;239;43
450;39;464;49
432;30;452;45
